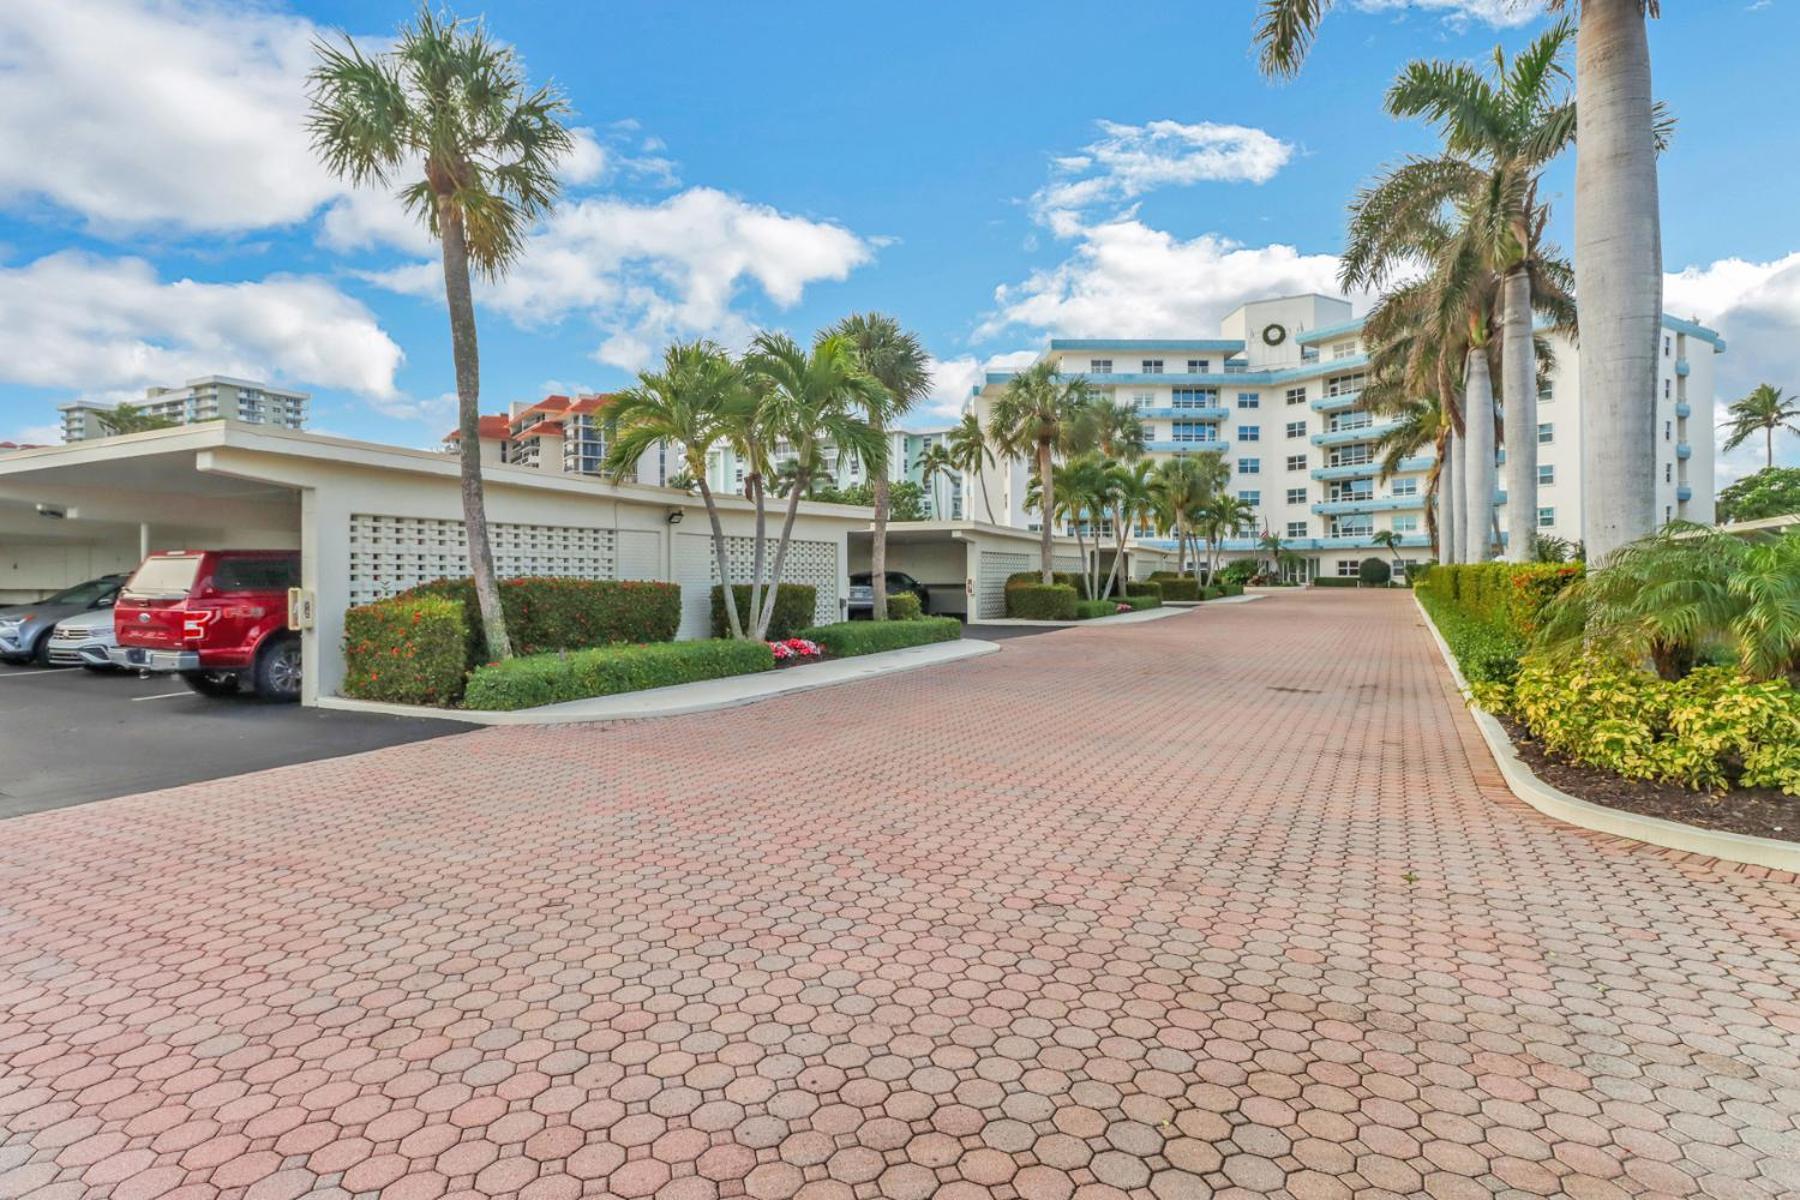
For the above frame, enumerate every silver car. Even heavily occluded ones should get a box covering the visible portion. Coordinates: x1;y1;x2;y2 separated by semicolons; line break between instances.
0;575;125;666
47;608;121;670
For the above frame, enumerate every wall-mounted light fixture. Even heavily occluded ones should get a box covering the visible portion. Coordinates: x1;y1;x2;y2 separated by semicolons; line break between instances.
666;509;684;526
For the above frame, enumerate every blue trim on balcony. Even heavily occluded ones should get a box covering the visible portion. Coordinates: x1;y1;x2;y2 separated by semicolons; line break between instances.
1050;338;1245;352
1675;401;1691;419
1677;485;1693;502
1145;441;1231;455
1662;314;1726;352
1312;419;1398;447
1137;533;1431;553
983;355;1374;394
1677;443;1692;460
1310;391;1362;412
1136;406;1229;421
1295;318;1368;346
1312;495;1426;516
1676;359;1691;377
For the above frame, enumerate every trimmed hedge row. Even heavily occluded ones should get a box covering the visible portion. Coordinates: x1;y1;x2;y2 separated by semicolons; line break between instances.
1120;593;1161;611
342;595;467;705
711;584;818;640
1151;577;1200;601
463;640;775;711
1006;570;1090;599
1311;577;1360;589
1418;591;1528;687
886;592;923;620
1007;583;1078;620
402;576;681;670
797;617;961;657
1074;598;1123;619
1416;562;1582;638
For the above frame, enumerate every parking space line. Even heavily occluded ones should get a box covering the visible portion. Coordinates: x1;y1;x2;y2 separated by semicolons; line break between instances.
130;691;193;702
0;671;68;681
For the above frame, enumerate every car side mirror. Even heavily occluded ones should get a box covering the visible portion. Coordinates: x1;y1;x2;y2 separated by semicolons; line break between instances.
96;598;114;608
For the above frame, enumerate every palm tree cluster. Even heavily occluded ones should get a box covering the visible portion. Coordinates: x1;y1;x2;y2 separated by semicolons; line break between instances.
988;366;1253;591
1257;0;1673;567
1720;384;1800;470
603;322;936;641
1341;19;1578;567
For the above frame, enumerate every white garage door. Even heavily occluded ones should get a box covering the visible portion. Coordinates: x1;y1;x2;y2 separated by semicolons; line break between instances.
976;549;1031;620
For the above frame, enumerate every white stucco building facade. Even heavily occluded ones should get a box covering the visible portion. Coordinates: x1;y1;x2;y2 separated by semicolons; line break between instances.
967;294;1723;578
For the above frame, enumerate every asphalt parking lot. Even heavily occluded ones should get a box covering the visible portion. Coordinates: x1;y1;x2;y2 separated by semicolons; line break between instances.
0;661;464;818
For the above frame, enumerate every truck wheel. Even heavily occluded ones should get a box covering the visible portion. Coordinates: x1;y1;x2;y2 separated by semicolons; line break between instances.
253;635;302;702
180;670;241;697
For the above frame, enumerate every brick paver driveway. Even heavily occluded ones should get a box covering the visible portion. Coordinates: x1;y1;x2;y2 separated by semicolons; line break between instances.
3;592;1798;1200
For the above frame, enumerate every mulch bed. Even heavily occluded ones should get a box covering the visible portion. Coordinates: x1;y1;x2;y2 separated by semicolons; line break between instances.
1498;715;1797;843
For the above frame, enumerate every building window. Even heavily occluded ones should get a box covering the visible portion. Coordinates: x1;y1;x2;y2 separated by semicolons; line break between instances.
1285;454;1307;471
1090;359;1112;374
1239;490;1261;504
1337;560;1362;577
1286;521;1307;538
1285;487;1307;504
1537;506;1555;528
1665;463;1671;483
1239;458;1260;475
1392;478;1418;497
1187;359;1211;374
1169;421;1218;443
1664;378;1671;399
1331;341;1357;360
1538;422;1554;445
1142;359;1164;374
1236;392;1259;409
1285;386;1307;406
1393;515;1419;533
1666;505;1672;524
1663;335;1671;357
1664;420;1671;441
1285;420;1306;438
1239;425;1260;442
1171;387;1219;409
1132;391;1154;408
1539;464;1556;485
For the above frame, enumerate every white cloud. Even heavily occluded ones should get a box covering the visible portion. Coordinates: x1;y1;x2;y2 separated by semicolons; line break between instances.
1664;251;1800;477
2;423;63;448
909;350;1041;429
1034;120;1294;233
365;187;875;372
0;251;404;399
980;216;1354;341
1350;0;1546;28
0;0;343;233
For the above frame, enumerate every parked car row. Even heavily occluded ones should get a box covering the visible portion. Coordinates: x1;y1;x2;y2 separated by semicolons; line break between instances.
0;549;303;701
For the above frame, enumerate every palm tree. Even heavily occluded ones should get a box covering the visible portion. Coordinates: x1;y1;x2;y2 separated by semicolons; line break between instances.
988;362;1096;582
1371;528;1405;578
917;442;956;518
308;6;573;661
1382;22;1577;562
1091;402;1149;597
744;333;887;639
947;412;998;525
1721;384;1800;469
94;403;180;437
605;342;757;639
1191;482;1251;585
830;314;930;620
1101;459;1157;600
1255;0;1666;565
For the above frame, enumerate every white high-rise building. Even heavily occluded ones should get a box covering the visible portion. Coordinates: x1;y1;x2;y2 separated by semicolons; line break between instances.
967;293;1722;580
59;377;309;442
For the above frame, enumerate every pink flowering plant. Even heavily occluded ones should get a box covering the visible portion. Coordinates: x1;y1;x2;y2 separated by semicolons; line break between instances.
1115;602;1131;614
767;637;823;661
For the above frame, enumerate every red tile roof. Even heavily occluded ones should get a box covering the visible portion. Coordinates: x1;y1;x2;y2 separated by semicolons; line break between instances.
443;415;511;442
515;421;565;439
566;392;619;415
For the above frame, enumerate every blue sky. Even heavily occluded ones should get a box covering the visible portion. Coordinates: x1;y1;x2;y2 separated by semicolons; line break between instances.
2;0;1796;480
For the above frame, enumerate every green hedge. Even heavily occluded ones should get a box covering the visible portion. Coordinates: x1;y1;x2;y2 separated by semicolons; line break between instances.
1415;562;1582;638
712;584;818;639
1359;557;1392;585
1074;598;1122;619
1126;581;1163;599
1418;591;1527;686
463;640;774;711
1311;577;1359;588
402;577;680;668
1120;593;1161;611
1007;583;1078;619
797;617;961;656
342;595;468;706
886;592;923;620
1007;570;1089;599
1154;578;1200;601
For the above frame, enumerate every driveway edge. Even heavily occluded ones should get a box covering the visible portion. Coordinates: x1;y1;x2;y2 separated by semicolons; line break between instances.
1413;594;1800;875
319;638;1001;726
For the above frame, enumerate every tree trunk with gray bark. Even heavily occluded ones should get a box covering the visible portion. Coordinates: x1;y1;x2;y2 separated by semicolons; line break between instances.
1439;429;1459;565
1502;266;1538;562
1462;349;1497;562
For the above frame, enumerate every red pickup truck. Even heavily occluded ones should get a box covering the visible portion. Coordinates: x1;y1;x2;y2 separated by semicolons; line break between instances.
113;550;303;700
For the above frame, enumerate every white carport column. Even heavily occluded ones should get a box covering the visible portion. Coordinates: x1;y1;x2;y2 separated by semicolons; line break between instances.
139;523;150;561
300;486;350;707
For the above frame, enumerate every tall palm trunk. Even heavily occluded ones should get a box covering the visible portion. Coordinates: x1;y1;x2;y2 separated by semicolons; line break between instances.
976;467;996;524
870;427;890;620
440;204;511;661
1102;502;1127;599
1576;0;1661;564
1036;440;1055;583
1462;349;1496;562
758;471;808;639
1501;267;1537;562
695;477;744;640
747;469;768;640
1441;429;1460;565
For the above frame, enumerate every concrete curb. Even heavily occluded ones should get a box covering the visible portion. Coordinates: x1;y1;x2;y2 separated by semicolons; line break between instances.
320;638;1001;726
1413;594;1800;874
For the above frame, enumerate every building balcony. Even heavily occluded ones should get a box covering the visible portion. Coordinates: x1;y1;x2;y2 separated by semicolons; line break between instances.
1135;406;1229;421
1676;359;1691;377
1311;420;1397;448
1677;443;1692;460
1309;391;1362;413
1675;401;1691;419
1677;485;1693;502
1311;461;1378;481
1145;440;1230;455
1311;495;1426;516
1136;533;1432;553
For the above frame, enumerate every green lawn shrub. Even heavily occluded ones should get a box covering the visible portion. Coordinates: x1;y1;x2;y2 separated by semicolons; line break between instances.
1416;562;1581;638
1310;577;1359;588
1153;578;1200;601
712;584;818;639
342;595;468;706
1120;592;1161;611
402;577;680;669
1074;598;1121;619
797;617;961;656
1359;557;1392;586
885;592;923;620
463;640;774;711
1006;583;1078;620
1006;570;1088;599
1418;591;1527;687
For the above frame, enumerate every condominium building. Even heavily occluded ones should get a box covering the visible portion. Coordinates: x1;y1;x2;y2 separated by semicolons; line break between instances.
442;393;679;487
704;427;961;518
59;377;309;442
967;294;1722;580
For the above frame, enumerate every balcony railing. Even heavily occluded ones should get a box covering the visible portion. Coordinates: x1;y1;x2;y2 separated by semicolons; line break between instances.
1677;485;1693;502
1312;495;1426;516
1311;419;1398;448
1676;443;1692;460
1135;406;1229;421
1675;401;1691;419
1309;454;1430;481
1309;390;1362;413
1145;440;1231;455
1676;359;1691;377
